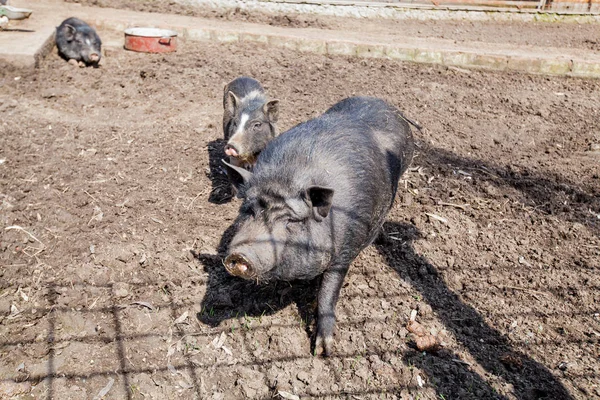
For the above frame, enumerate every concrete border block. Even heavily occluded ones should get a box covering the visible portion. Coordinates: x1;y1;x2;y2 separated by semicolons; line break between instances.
470;54;508;71
326;41;357;56
385;46;416;62
414;50;444;65
442;51;477;68
211;30;239;43
296;38;327;54
239;32;269;44
268;35;299;51
507;56;543;74
571;61;600;78
539;59;573;75
185;28;212;42
356;43;386;58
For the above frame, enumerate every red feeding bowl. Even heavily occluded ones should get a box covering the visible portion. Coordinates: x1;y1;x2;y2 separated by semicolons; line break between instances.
124;28;178;53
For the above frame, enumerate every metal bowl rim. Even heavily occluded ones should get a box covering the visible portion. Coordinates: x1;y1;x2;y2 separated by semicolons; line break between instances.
124;27;178;38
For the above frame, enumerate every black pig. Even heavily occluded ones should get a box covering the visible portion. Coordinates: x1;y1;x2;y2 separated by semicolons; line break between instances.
223;96;415;355
56;17;102;67
222;77;279;170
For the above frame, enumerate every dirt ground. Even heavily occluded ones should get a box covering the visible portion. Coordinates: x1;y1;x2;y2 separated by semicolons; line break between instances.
1;13;600;400
65;0;600;51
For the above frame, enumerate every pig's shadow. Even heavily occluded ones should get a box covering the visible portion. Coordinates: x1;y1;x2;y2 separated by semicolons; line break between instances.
377;221;574;400
194;216;319;335
206;139;234;204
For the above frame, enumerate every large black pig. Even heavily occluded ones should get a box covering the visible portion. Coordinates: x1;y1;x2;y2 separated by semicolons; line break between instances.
223;96;415;355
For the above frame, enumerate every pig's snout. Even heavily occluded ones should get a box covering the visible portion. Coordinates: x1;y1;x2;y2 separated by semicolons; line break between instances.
89;53;100;62
224;253;255;279
224;143;239;158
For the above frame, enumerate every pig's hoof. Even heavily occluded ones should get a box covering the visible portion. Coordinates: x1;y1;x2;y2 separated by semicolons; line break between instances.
78;61;86;68
68;59;78;66
314;335;333;357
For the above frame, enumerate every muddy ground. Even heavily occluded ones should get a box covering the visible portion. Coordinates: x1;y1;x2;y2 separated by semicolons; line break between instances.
1;16;600;400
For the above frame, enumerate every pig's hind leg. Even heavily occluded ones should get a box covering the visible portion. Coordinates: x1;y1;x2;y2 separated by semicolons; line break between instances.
315;263;350;356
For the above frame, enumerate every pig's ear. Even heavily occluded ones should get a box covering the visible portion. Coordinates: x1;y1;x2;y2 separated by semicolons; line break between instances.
224;91;239;116
307;186;334;222
263;99;279;123
222;159;253;195
64;24;76;41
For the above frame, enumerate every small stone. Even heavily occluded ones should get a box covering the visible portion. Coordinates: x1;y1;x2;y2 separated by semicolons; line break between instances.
354;365;370;380
418;303;433;316
114;282;129;298
588;143;600;152
296;371;310;384
382;330;394;340
368;354;381;365
241;386;256;398
115;249;131;263
397;327;408;339
381;299;390;310
446;256;455;268
381;352;392;363
0;16;9;30
558;361;568;371
535;107;550;118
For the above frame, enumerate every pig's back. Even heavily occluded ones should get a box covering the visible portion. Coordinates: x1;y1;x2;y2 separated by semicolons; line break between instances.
255;98;412;250
257;97;412;196
257;97;413;241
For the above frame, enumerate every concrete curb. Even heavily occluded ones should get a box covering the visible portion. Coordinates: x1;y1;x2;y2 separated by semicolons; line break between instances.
96;19;600;79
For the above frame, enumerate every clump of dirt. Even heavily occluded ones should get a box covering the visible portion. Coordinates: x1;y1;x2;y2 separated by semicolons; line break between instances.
0;28;599;400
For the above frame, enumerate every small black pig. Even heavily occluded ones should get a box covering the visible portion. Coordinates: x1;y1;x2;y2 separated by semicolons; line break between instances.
222;77;279;170
223;96;415;355
56;17;102;66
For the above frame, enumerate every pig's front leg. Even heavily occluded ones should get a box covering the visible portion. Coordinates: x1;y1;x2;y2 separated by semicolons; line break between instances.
315;263;349;356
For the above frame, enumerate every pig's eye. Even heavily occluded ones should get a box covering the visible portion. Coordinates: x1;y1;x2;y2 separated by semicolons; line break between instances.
285;218;303;229
258;198;268;209
252;122;263;130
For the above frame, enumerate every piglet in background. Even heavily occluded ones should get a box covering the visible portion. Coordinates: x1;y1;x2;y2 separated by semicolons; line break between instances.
222;77;279;172
56;17;102;67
